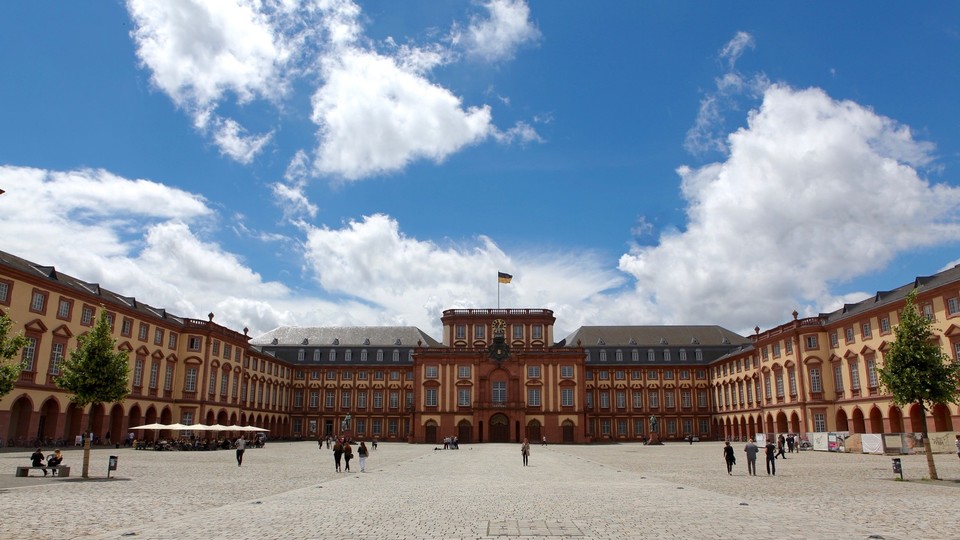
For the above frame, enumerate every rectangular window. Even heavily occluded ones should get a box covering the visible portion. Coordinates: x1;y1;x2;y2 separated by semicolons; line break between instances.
389;391;399;409
138;323;149;341
663;370;674;380
681;390;691;408
49;343;64;375
861;322;872;339
810;367;823;393
208;370;216;396
133;358;144;387
57;299;72;320
585;392;593;409
922;303;935;321
309;391;320;408
528;387;541;407
775;372;785;397
341;390;351;408
600;419;611;435
772;343;781;357
184;367;198;392
492;381;507;403
474;325;485;339
513;325;523;339
168;332;178;349
560;365;574;378
561;388;574;406
188;336;201;351
666;419;677;435
220;373;229;396
532;325;543;339
164;365;174;391
527;365;541;378
458;365;471;378
834;364;844;393
830;332;839;348
80;306;93;326
120;318;133;337
850;361;861;390
458;387;471;407
0;281;9;305
699;419;709;436
805;335;818;349
425;365;438;378
866;358;878;388
648;391;659;409
149;363;160;389
599;391;610;409
30;290;47;313
814;412;827;432
455;324;465;339
325;392;335;408
425;388;438;406
634;419;645;435
648;369;658;380
294;391;304;408
599;370;609;380
632;391;643;409
697;390;708;408
373;391;383;409
664;392;675;408
618;419;628;436
326;370;337;380
764;374;772;399
845;327;855;344
948;297;960;315
880;317;891;334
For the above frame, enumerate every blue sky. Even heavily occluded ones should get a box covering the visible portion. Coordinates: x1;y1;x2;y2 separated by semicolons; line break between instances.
2;1;959;339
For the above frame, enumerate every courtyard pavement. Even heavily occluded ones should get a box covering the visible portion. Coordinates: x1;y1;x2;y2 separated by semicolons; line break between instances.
0;440;958;539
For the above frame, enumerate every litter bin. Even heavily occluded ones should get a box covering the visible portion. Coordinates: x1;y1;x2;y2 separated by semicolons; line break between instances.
108;455;118;478
891;458;902;480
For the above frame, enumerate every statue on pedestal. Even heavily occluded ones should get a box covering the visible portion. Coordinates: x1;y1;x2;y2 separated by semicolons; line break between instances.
341;413;352;432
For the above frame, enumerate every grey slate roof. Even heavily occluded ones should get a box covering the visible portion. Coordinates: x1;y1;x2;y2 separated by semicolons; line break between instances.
250;326;442;348
0;249;184;325
560;325;749;348
821;264;960;323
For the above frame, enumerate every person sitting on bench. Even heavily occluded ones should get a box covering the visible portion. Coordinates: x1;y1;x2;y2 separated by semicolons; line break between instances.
30;448;47;476
46;449;63;475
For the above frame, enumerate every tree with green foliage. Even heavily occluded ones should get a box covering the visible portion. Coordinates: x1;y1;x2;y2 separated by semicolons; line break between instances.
54;309;130;478
878;290;960;481
0;313;29;399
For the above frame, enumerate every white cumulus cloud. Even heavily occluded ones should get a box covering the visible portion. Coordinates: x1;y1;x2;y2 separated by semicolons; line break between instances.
620;84;960;332
455;0;541;62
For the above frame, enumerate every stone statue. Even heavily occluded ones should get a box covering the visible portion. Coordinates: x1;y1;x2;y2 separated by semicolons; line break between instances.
649;415;658;433
341;413;352;432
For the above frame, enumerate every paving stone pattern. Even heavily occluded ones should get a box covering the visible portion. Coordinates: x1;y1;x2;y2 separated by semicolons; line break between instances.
0;441;958;539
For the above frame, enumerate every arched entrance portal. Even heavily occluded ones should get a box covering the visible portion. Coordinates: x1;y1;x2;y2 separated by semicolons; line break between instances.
424;421;438;444
526;420;541;442
7;396;32;445
457;420;472;444
489;414;510;442
562;420;574;443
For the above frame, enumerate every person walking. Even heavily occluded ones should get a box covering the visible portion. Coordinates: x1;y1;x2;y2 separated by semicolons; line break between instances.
743;438;759;476
776;434;787;459
723;441;736;475
358;441;369;472
234;436;246;467
521;438;531;466
343;441;353;472
333;439;344;472
765;439;777;476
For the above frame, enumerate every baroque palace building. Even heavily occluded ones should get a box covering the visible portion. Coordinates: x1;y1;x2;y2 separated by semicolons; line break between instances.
0;248;958;446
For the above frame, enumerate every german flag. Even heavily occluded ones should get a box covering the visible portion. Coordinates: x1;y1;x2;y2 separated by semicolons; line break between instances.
497;272;513;284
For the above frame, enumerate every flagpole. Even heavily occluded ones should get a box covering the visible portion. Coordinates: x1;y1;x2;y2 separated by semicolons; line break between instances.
497;279;500;309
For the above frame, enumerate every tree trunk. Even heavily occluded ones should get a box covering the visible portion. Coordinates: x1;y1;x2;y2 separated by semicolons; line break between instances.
82;406;94;479
918;401;939;481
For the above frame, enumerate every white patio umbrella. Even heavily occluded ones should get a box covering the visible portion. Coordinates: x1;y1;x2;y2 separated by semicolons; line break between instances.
242;426;270;432
129;423;167;430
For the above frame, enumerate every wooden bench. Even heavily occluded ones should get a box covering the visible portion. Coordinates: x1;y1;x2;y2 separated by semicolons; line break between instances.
15;465;71;477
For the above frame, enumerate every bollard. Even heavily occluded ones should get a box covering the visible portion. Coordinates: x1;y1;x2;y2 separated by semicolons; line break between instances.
108;455;118;478
891;458;902;480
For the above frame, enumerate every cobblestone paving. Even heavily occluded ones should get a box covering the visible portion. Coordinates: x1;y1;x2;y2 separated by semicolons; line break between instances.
0;441;958;539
